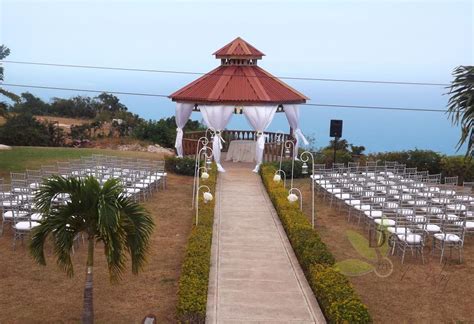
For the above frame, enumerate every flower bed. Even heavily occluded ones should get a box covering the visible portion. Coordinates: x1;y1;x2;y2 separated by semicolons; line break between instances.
260;164;372;323
176;164;217;323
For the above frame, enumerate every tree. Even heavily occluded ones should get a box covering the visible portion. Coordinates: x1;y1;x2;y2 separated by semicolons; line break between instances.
30;176;154;323
447;65;474;155
0;45;20;106
349;144;366;155
12;92;49;115
0;113;51;146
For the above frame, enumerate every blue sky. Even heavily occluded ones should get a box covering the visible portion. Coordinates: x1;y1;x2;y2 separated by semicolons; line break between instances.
1;0;473;153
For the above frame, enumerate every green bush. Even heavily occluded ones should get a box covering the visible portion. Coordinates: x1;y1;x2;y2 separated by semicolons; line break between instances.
133;117;204;149
0;113;64;146
440;156;474;183
176;164;217;323
260;164;371;323
165;156;196;176
271;160;305;178
309;264;371;323
367;149;443;174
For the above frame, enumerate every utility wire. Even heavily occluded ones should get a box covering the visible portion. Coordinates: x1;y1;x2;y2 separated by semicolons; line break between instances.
2;60;451;87
0;82;447;113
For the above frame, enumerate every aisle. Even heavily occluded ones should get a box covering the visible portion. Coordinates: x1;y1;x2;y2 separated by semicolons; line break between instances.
206;162;326;323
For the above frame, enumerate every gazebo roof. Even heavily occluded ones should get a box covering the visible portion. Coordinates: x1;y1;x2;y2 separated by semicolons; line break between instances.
213;37;265;59
169;37;308;105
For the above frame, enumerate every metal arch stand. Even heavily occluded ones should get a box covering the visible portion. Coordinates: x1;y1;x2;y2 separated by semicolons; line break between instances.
275;139;316;229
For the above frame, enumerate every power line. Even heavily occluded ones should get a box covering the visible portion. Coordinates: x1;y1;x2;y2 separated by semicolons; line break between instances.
0;82;447;113
2;60;451;87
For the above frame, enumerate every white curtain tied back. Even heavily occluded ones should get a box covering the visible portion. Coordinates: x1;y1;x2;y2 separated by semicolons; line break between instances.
199;105;234;172
243;106;278;172
284;105;308;156
174;102;194;158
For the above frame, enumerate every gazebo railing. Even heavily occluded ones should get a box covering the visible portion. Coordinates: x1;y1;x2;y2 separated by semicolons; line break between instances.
183;129;294;160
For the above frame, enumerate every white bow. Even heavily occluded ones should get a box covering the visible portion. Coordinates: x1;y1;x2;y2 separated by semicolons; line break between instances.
214;130;226;149
295;128;309;145
175;127;184;157
256;131;268;150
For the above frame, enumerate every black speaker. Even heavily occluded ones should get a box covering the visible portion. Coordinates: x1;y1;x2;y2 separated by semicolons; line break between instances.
330;120;343;138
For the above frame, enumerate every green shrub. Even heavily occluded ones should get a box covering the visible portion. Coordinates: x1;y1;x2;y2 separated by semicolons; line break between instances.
176;164;217;323
367;149;443;174
271;160;305;178
0;113;64;146
440;156;474;183
260;164;371;323
165;156;196;176
133;117;204;148
309;265;371;323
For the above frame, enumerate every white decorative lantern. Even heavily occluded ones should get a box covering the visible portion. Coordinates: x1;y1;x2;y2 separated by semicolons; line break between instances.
201;171;209;180
273;174;281;182
203;191;213;203
287;193;298;203
302;162;308;175
206;157;212;167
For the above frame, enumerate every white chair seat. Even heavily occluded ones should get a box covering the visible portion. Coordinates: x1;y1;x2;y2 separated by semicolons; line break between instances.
31;213;43;221
327;188;342;194
375;218;396;226
406;216;426;223
407;200;427;206
345;199;361;206
364;210;383;218
421;207;443;214
310;174;323;180
446;204;466;211
418;224;441;232
397;233;422;244
14;221;40;231
434;233;462;242
464;221;474;229
3;210;29;219
437;214;459;221
354;204;371;211
387;227;410;234
335;193;351;199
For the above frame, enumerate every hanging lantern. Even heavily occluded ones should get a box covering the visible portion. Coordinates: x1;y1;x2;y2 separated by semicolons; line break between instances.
284;147;291;158
287;193;298;203
206;157;212;167
273;174;281;182
201;170;209;180
203;191;213;203
302;162;308;175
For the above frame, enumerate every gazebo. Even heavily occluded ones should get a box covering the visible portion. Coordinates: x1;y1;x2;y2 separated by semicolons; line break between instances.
169;37;309;172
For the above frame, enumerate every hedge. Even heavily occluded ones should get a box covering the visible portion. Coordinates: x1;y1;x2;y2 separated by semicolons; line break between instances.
176;164;217;323
165;156;196;176
260;164;371;323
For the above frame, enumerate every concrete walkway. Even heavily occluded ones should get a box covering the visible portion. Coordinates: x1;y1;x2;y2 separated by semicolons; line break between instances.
206;162;326;323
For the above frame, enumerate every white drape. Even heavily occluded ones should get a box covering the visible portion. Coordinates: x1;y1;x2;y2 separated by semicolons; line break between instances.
200;105;234;172
243;106;278;172
174;103;194;157
284;104;308;157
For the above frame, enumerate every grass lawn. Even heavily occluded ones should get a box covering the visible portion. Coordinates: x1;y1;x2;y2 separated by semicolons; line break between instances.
0;173;194;322
0;146;166;180
295;178;474;323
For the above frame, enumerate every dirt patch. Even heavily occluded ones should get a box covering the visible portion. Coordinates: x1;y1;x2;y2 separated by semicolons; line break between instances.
294;179;474;323
0;174;194;323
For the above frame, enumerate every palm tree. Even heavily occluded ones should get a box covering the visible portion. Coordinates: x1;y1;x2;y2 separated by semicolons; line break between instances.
447;66;474;155
30;175;154;324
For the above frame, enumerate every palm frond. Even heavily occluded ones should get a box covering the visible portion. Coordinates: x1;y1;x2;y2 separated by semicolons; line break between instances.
447;65;474;154
117;195;155;274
